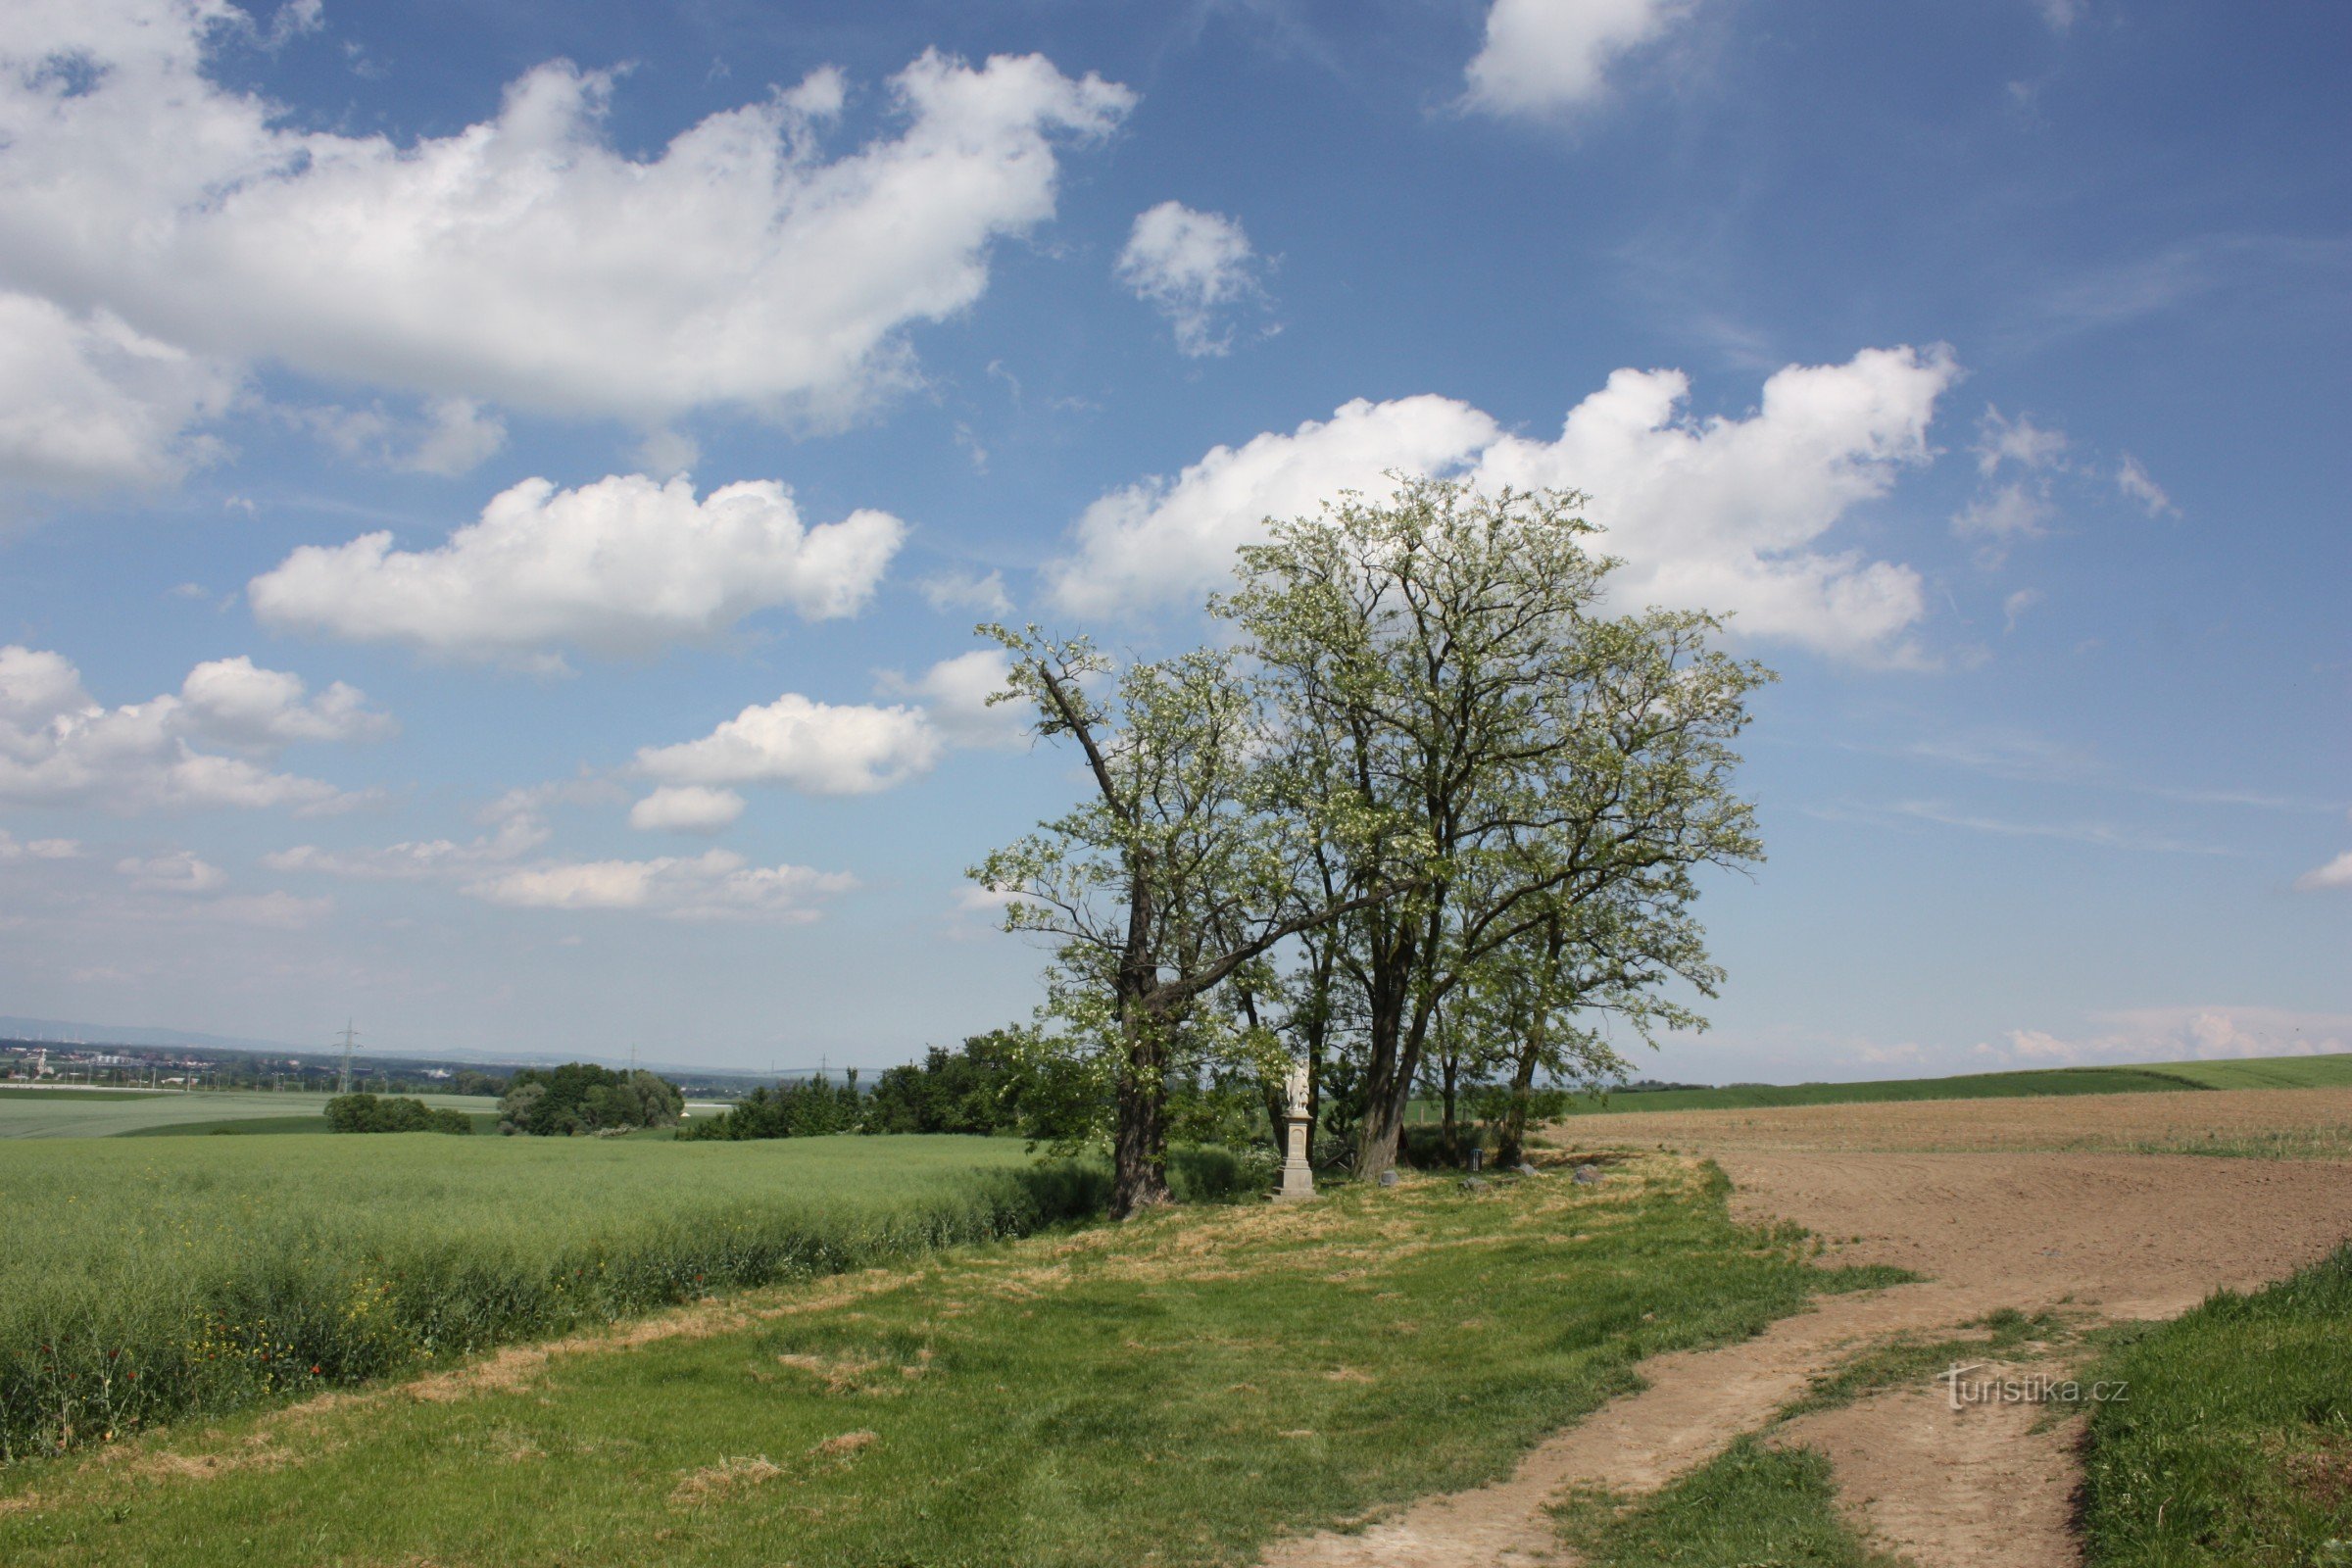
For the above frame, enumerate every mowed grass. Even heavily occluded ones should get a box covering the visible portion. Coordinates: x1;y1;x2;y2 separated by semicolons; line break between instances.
0;1153;1906;1568
0;1134;1132;1463
0;1089;496;1140
1557;1052;2352;1116
2079;1242;2352;1566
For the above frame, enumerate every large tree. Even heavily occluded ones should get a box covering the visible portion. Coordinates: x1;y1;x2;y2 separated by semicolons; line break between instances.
1218;477;1768;1180
973;627;1406;1217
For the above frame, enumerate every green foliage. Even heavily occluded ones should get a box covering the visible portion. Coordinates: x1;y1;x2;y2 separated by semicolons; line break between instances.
0;1135;1106;1464
0;1157;1904;1566
497;1063;682;1136
680;1073;866;1141
0;1089;496;1141
2080;1243;2352;1565
323;1094;471;1136
1553;1438;1900;1567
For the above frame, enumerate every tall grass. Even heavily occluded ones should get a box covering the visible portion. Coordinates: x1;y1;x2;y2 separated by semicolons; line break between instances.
2080;1242;2352;1564
0;1134;1130;1463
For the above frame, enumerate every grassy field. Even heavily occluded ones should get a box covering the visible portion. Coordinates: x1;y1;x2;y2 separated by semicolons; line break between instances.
1554;1052;2352;1116
1554;1438;1896;1567
0;1153;1905;1567
0;1088;498;1140
2079;1242;2352;1565
0;1134;1180;1463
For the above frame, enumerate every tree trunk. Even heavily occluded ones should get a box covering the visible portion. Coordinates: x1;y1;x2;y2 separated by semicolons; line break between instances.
1353;960;1413;1180
1439;1049;1460;1166
1109;1011;1171;1219
1495;919;1565;1169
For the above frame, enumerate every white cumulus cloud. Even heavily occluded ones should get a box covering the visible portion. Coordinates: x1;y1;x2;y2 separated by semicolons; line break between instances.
249;474;904;665
2115;454;2178;516
1051;346;1959;662
117;850;228;893
0;644;381;813
633;692;940;796
1462;0;1695;119
628;785;748;834
0;291;237;503
464;850;857;922
877;649;1026;750
0;7;1132;438
1115;202;1269;357
1048;395;1503;616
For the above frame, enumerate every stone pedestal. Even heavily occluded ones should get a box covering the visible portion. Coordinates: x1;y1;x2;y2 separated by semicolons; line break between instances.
1272;1108;1316;1202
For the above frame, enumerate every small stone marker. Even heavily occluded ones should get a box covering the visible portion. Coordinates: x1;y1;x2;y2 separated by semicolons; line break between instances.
1378;1169;1401;1188
1516;1161;1539;1177
1572;1163;1602;1185
1458;1176;1489;1192
1271;1056;1317;1203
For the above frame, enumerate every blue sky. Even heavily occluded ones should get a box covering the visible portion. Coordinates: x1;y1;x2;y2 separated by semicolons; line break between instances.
0;0;2343;1079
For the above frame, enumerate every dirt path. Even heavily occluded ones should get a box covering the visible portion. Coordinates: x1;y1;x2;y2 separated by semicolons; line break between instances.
1262;1113;2352;1568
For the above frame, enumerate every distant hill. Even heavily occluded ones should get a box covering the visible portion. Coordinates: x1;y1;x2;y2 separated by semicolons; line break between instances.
1562;1053;2352;1115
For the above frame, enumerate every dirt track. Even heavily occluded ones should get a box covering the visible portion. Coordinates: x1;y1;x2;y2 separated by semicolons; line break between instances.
1264;1089;2352;1568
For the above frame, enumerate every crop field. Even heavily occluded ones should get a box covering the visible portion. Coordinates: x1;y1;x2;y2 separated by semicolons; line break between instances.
0;1152;1905;1567
1555;1051;2352;1116
0;1133;1153;1462
0;1088;499;1140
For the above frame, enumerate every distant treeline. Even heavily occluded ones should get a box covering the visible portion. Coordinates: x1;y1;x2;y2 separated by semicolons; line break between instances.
324;1094;471;1135
683;1032;1100;1143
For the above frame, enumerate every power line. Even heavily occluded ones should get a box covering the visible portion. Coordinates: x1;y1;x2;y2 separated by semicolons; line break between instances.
334;1019;360;1095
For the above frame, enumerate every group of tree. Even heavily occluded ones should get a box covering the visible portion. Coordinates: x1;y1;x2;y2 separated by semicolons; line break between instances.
324;1093;472;1135
974;477;1769;1217
678;1032;1114;1143
496;1063;683;1136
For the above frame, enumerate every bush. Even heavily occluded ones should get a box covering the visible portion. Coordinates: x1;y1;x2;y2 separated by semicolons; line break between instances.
323;1094;470;1136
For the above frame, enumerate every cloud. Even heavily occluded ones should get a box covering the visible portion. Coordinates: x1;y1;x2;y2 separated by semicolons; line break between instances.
2034;0;2085;33
464;849;857;922
1048;394;1502;616
0;828;78;860
1951;482;2055;556
2115;454;2178;516
919;567;1013;616
628;784;747;834
1462;0;1695;119
877;649;1026;750
0;291;237;502
1052;347;1960;662
293;396;508;477
1980;1004;2352;1066
2295;850;2352;892
0;11;1130;434
0;644;378;813
1115;201;1270;357
116;850;227;893
249;474;904;664
633;692;940;795
2001;588;2042;632
1973;406;2069;475
177;656;396;747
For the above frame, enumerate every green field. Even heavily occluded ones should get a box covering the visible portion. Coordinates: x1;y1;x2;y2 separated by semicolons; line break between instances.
0;1088;497;1139
0;1133;1154;1462
1556;1052;2352;1116
0;1154;1905;1567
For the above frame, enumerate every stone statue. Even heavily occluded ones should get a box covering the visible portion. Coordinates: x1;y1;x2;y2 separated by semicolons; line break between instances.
1273;1056;1315;1203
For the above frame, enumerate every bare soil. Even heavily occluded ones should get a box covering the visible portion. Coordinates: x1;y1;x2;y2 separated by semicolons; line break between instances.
1263;1088;2352;1568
